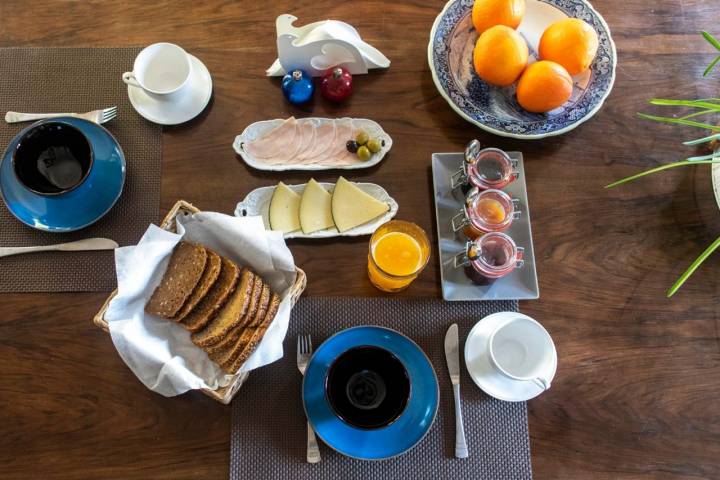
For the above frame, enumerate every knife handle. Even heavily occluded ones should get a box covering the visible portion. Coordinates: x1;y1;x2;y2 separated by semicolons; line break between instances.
453;383;469;458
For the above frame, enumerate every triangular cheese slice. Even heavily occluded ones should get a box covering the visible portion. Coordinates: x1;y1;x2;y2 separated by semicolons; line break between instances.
331;176;390;232
268;182;301;233
299;179;335;234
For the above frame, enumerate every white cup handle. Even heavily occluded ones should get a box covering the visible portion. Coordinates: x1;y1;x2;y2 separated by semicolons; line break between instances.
533;377;551;391
122;71;140;87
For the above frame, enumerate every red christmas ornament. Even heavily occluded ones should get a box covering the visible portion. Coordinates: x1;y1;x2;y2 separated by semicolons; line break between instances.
320;67;353;102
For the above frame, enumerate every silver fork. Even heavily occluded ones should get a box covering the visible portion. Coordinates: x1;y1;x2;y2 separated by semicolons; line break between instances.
297;334;321;464
5;106;118;124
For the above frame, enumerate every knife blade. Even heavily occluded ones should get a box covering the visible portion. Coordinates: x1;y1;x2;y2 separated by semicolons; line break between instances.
445;323;468;458
444;323;460;384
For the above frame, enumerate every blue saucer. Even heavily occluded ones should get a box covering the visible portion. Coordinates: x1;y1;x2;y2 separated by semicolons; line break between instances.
302;326;439;460
0;117;125;232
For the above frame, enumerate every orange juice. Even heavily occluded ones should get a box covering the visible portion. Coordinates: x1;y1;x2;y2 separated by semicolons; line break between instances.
372;232;423;276
368;221;430;292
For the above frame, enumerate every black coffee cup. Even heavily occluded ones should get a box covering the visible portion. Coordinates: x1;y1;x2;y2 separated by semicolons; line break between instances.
326;345;411;429
13;121;93;195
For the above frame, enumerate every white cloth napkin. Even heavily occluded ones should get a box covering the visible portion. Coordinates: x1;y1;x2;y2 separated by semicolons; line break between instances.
104;212;297;397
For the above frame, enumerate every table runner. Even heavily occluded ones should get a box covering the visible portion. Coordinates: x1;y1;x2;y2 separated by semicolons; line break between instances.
0;47;161;292
230;297;532;480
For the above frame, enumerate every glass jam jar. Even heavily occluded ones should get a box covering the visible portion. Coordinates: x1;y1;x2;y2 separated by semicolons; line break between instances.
451;140;518;194
453;232;524;285
452;188;520;239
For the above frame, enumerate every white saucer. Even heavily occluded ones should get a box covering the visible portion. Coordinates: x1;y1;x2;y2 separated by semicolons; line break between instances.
127;54;212;125
464;312;557;402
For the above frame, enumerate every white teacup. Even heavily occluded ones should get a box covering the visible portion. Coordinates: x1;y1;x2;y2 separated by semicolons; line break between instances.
487;315;555;390
122;43;192;100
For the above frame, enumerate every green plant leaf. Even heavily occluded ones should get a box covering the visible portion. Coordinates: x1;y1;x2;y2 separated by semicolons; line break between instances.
686;152;719;161
604;159;720;188
637;112;720;131
667;235;720;297
648;98;720;110
683;132;720;145
702;31;720;52
680;109;716;120
703;54;720;77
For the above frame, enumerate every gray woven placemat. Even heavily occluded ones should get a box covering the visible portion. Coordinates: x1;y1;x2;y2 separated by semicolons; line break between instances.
0;47;161;292
230;297;532;480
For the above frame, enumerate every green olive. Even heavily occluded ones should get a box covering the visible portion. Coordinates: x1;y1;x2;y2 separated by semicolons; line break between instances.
367;138;382;153
355;130;369;145
357;145;372;161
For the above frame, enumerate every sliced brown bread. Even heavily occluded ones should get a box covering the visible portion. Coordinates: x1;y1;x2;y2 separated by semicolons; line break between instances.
146;242;207;318
248;283;271;328
220;325;270;374
172;250;221;322
209;326;255;366
218;293;281;373
203;284;271;363
191;268;255;347
204;278;263;355
182;258;240;333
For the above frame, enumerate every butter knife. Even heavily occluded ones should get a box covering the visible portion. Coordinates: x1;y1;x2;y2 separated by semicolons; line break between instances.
0;238;119;258
445;323;469;458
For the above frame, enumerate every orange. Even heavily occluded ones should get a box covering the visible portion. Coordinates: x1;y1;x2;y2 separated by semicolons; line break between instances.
516;61;573;113
538;18;599;76
472;0;526;34
473;25;529;87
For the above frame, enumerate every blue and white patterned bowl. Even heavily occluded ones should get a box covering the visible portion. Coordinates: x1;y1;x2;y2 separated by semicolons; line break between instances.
428;0;616;139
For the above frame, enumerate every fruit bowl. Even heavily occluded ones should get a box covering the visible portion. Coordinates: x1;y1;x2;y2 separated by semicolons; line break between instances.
428;0;616;139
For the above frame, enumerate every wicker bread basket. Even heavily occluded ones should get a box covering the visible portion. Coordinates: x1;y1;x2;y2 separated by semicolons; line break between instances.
92;200;307;404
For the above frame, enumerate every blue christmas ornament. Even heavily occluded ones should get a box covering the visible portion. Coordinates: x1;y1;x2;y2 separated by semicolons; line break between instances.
281;69;314;105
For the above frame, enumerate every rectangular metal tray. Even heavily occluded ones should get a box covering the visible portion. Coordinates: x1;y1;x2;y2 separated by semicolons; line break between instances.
432;152;539;301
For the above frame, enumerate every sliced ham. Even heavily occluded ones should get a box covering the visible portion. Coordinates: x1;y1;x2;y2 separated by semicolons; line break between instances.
243;117;297;160
290;120;316;164
242;116;375;168
297;121;336;165
309;118;353;165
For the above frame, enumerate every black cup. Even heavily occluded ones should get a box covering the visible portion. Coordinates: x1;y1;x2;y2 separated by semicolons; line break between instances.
13;121;93;195
326;346;411;429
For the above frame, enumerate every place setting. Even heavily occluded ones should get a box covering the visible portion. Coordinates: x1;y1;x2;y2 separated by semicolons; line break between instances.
0;1;614;478
0;42;214;291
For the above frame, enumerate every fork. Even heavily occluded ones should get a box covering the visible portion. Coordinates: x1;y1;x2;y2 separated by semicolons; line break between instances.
5;106;118;124
297;334;321;464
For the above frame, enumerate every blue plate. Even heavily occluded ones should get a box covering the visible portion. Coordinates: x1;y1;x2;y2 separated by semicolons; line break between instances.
428;0;617;139
0;117;125;232
302;326;439;460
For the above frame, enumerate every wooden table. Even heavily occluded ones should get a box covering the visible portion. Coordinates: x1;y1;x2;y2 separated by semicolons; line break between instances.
1;0;719;478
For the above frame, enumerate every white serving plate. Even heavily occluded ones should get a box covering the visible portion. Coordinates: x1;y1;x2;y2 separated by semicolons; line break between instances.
232;117;393;171
234;182;398;238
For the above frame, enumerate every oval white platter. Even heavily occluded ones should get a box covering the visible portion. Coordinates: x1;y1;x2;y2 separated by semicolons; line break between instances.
234;182;398;239
232;117;393;171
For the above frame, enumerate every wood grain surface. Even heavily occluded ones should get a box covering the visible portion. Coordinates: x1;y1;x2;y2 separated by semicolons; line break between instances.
1;0;719;478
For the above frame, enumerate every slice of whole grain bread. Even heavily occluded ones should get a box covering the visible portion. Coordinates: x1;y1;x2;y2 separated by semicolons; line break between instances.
191;269;254;347
145;242;207;319
182;257;240;333
173;250;222;322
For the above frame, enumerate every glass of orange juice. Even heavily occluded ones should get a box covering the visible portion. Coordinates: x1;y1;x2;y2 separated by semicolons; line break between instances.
368;220;431;292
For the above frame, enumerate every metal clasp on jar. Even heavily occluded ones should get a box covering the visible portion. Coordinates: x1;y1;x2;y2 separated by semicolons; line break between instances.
451;139;482;190
453;241;478;268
